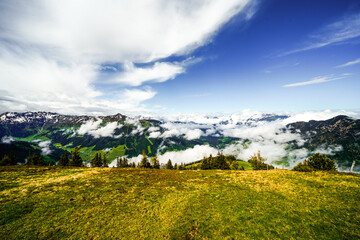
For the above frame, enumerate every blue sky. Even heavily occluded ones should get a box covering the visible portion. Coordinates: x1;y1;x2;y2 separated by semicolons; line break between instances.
0;0;359;115
148;0;360;113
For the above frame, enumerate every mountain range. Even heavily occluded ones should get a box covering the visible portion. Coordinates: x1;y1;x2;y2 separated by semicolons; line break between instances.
0;112;359;171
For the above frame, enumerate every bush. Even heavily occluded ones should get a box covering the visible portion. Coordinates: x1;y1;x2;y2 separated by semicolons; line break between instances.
293;153;337;172
307;153;337;171
248;151;274;170
292;162;314;172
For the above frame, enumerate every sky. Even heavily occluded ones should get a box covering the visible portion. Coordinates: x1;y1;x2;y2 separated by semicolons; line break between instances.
0;0;359;116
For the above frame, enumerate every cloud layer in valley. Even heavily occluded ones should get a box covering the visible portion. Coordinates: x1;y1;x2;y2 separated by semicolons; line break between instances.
111;110;356;168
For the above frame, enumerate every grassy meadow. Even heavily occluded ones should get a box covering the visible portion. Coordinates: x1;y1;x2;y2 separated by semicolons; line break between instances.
0;166;359;239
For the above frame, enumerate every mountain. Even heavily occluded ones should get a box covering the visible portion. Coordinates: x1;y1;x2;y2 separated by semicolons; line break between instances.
287;115;360;168
0;112;359;170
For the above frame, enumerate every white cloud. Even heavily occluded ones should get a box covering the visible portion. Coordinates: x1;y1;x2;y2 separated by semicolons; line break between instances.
184;129;204;140
0;0;253;63
77;119;120;138
335;57;360;68
282;75;347;87
77;119;102;135
122;87;157;105
281;13;360;56
0;0;256;114
38;140;52;155
149;131;162;138
282;109;357;124
90;122;120;138
223;140;288;163
111;61;185;87
157;145;219;164
160;122;208;140
1;136;15;144
0;46;158;115
148;126;160;132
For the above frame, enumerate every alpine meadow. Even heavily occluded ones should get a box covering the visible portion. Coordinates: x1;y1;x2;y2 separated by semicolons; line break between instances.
1;1;360;239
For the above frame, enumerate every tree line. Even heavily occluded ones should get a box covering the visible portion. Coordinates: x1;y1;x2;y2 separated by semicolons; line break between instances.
0;146;345;173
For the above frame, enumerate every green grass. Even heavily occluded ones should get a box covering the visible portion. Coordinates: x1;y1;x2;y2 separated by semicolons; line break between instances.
237;160;253;170
106;145;126;161
0;167;359;239
79;146;96;160
185;160;252;170
15;130;51;142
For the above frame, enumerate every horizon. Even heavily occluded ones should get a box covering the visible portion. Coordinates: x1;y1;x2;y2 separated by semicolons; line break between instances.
0;1;359;115
1;109;360;121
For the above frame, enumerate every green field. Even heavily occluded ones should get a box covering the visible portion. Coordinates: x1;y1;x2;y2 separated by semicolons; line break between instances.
0;167;359;239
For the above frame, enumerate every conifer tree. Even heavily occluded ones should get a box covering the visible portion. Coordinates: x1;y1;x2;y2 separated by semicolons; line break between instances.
139;150;151;168
177;163;186;170
26;152;37;165
9;151;16;165
166;159;173;169
150;156;160;169
38;155;45;166
103;153;108;167
248;151;274;170
69;147;83;167
59;153;69;166
25;152;46;166
116;157;129;168
91;152;102;167
201;156;209;170
0;155;12;166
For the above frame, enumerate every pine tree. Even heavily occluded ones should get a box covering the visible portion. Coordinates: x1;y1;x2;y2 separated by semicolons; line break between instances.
139;150;151;168
69;147;83;167
59;153;69;166
201;156;209;170
9;151;16;165
166;159;173;169
38;155;45;166
91;152;102;167
116;157;130;168
177;163;186;170
150;156;160;169
25;152;46;166
0;155;12;166
116;157;129;168
174;163;178;170
26;152;37;165
123;157;129;167
103;153;108;167
248;151;274;170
